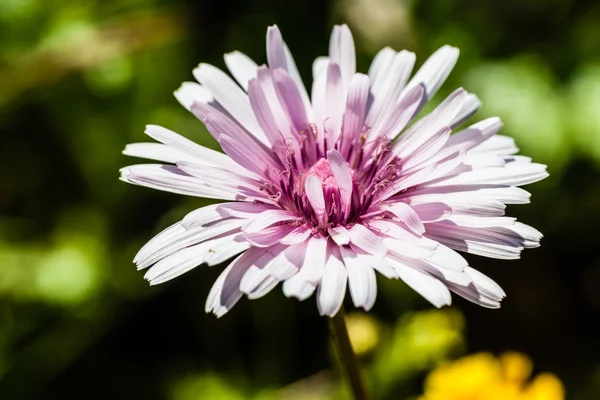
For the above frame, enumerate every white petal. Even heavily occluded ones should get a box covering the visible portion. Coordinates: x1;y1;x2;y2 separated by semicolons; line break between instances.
342;247;377;310
136;218;244;269
424;222;529;260
206;249;264;317
340;73;370;155
465;266;506;301
372;84;424;140
323;62;345;148
426;163;548;187
445;215;516;228
215;202;275;219
244;224;296;248
388;257;452;308
174;81;215;111
120;164;250;201
348;224;387;257
329;24;356;90
247;276;279;299
451;93;481;127
470;134;519;155
193;63;265;142
144;244;205;285
204;236;251;266
143;125;241;172
380;202;425;235
282;274;316;300
347;245;399;279
224;51;258;91
243;209;298;233
297;236;329;284
240;245;285;294
328;226;350;246
123;143;198;164
404;45;459;103
312;56;329;79
426;244;468;272
317;249;348;317
393;88;466;160
367;50;416;130
445;117;503;154
274;241;308;280
368;47;396;84
280;225;312;245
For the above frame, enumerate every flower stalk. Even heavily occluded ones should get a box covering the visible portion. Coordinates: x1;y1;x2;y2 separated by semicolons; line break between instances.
329;306;369;400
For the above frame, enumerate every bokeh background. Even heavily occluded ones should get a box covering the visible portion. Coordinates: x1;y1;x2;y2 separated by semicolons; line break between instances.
1;0;599;398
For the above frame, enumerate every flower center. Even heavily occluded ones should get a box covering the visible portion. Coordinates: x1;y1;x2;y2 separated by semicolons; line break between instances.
306;158;338;189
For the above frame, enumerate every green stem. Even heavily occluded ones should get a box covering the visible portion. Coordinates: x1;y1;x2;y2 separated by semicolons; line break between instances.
329;305;369;400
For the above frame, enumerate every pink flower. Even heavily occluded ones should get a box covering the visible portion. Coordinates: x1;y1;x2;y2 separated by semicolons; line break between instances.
121;25;548;317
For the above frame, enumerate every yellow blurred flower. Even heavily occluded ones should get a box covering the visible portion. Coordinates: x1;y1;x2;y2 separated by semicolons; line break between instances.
345;312;380;356
420;352;565;400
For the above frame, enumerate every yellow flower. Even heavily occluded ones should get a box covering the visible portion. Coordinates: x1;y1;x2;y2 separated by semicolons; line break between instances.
419;352;565;400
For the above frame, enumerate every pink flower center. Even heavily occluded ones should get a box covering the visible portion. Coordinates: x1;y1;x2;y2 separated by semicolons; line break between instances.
306;158;338;189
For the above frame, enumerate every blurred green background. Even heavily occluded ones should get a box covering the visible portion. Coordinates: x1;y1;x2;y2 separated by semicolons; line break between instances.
1;0;599;399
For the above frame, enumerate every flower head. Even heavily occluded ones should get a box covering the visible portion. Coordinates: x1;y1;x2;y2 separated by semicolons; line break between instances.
121;25;548;317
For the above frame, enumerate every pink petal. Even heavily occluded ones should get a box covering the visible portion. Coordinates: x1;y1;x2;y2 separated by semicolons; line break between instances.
266;25;312;119
412;202;452;223
340;73;370;155
327;149;353;218
218;135;275;177
247;78;288;148
304;175;326;224
272;68;311;134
